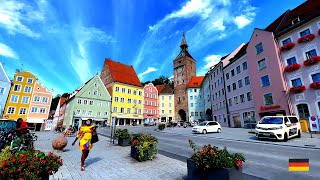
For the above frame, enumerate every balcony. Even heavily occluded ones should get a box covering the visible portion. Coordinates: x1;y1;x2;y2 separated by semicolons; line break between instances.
310;81;320;90
303;56;320;66
284;63;301;73
280;42;295;52
289;85;306;94
298;34;315;44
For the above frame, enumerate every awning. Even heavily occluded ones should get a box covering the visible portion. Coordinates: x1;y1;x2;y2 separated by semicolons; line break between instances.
26;119;45;123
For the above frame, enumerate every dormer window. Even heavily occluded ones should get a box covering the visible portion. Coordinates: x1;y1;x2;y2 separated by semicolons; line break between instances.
292;17;300;25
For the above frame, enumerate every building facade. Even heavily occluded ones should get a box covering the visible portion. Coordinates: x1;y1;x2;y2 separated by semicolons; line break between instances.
100;59;143;126
27;81;53;130
2;70;36;121
224;45;256;128
0;63;11;118
157;85;175;123
187;76;204;123
173;34;196;122
52;97;67;129
143;83;158;124
63;75;111;127
202;74;212;121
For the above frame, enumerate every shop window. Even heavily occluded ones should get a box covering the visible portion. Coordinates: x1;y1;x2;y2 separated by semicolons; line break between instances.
296;104;310;120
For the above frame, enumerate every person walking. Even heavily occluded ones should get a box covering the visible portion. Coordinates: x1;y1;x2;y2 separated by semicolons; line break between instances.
72;119;94;171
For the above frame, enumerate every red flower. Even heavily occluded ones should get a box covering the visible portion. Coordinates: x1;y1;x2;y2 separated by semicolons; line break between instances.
1;160;6;166
200;151;204;155
48;152;53;157
237;160;243;168
12;158;16;163
310;81;320;90
37;170;40;174
298;34;315;44
284;64;301;73
280;42;295;52
18;178;23;180
289;85;306;94
304;56;320;66
131;139;138;146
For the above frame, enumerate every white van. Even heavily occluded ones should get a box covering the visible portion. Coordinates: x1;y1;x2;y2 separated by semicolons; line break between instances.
255;116;301;141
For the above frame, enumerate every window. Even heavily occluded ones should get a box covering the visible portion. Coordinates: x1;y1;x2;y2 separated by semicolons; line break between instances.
305;49;317;59
31;107;38;113
88;91;91;95
191;103;193;107
300;29;311;37
190;96;193;100
11;95;18;103
19;108;27;115
76;110;81;115
149;101;152;106
191;112;194;116
82;110;86;115
194;95;197;100
17;76;23;82
127;108;131;114
291;78;302;87
194;89;197;92
89;100;94;105
113;107;118;112
128;99;132;104
144;108;148;113
162;110;165;114
115;87;120;92
7;107;15;114
120;108;124;113
145;100;148;105
232;83;236;90
24;86;32;93
240;94;245;103
243;62;248;71
114;97;119;102
169;110;172;113
227;85;231;92
255;43;264;54
261;75;270;87
238;80;243;88
162;103;164;107
139;91;142;96
149;93;152;98
169;96;172;100
0;87;4;95
149;110;152;114
153;110;156;114
78;99;82;104
162;96;164;100
21;96;29;104
128;89;131;94
199;95;201;99
153;95;156;99
145;93;148;97
98;101;102;106
122;88;126;93
94;91;98;95
231;69;235;77
88;111;92;116
286;57;297;66
236;66;241;74
234;96;238;105
226;73;229;80
104;111;108;116
264;93;274;105
27;78;33;84
134;99;137;104
282;38;292;46
120;98;124;103
312;73;320;82
258;59;267;71
247;92;252;101
139;100;142;104
153;102;156;106
42;97;48;103
245;76;250;85
195;112;198;116
14;84;21;92
97;112;101;116
84;100;88;105
133;90;137;95
169;103;172;107
229;98;232;106
297;104;310;119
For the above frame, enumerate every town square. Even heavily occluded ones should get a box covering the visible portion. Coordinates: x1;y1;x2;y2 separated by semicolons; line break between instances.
0;0;320;179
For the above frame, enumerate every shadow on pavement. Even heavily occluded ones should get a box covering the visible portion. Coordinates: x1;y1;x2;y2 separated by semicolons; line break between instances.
86;157;103;167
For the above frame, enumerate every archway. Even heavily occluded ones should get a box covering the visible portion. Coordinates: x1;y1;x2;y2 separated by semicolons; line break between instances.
205;108;212;121
178;109;187;121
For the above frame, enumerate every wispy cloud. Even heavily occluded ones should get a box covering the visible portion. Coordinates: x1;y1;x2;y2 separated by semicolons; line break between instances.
0;43;19;59
198;54;222;75
233;6;257;29
138;67;158;81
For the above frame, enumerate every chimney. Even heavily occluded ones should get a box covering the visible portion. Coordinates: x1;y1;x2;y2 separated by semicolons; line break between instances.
15;69;20;73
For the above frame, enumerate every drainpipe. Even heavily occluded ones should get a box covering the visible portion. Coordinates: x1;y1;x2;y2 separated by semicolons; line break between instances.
222;68;231;127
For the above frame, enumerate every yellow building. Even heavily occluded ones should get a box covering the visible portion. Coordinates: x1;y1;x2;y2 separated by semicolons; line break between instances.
100;58;144;125
3;70;36;120
156;85;175;123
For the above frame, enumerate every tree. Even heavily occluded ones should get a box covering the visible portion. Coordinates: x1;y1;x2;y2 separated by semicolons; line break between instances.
142;76;170;86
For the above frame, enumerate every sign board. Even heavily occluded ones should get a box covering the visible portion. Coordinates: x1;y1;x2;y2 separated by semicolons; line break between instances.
308;116;319;132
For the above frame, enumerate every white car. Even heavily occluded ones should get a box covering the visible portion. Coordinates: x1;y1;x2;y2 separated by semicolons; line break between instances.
255;116;301;141
192;121;221;134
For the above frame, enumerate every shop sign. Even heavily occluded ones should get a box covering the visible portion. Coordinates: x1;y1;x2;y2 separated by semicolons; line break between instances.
308;116;319;132
260;105;281;111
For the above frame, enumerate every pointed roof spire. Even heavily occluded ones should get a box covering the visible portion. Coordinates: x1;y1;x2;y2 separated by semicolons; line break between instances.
175;32;194;61
180;32;188;49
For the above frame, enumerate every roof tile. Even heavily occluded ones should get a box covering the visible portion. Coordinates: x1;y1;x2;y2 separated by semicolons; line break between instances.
187;76;205;88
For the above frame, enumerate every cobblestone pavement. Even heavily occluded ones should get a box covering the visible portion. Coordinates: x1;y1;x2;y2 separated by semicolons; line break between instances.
34;131;187;180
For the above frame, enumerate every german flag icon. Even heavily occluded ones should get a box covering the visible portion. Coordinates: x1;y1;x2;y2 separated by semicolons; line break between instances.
288;159;309;172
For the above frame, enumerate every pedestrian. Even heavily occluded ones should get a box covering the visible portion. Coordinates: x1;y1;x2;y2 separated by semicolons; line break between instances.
75;121;79;131
16;118;29;144
72;119;95;171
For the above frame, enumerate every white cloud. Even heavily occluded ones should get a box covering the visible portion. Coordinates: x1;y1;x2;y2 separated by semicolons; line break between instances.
198;54;222;75
138;67;158;79
234;15;251;29
0;43;19;59
211;18;225;31
149;25;155;30
168;0;212;19
233;6;256;29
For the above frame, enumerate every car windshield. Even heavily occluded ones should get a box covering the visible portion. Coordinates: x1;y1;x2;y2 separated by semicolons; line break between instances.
259;117;283;124
198;122;207;126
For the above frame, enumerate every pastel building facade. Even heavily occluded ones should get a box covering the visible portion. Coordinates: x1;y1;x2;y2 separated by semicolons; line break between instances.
224;45;256;128
52;97;67;128
143;83;158;124
202;74;212;121
0;63;11;118
157;85;175;123
187;76;205;123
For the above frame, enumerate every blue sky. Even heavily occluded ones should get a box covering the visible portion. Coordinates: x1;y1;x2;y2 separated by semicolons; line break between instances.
0;0;305;96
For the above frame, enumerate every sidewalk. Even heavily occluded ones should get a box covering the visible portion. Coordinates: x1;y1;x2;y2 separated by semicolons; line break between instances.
34;131;187;180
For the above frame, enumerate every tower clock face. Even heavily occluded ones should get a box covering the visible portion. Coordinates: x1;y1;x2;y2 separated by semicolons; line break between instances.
177;66;184;74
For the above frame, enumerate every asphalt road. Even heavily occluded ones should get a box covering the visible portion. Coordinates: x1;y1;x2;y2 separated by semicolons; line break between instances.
98;126;320;180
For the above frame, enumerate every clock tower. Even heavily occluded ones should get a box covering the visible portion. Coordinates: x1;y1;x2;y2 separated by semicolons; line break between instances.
173;33;196;122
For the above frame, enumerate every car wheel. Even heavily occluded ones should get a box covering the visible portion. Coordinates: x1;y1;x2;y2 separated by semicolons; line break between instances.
284;133;288;142
297;130;301;138
217;128;221;133
203;129;207;134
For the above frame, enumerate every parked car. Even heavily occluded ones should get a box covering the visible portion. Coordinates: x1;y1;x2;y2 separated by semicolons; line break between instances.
144;122;156;126
192;121;221;134
255;116;301;141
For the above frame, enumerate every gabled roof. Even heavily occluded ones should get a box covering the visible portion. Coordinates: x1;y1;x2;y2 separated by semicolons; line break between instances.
187;76;205;88
156;85;165;93
105;58;142;87
156;84;174;94
60;97;67;107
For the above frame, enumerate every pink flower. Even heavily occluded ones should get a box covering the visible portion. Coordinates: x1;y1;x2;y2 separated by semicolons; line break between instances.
237;160;243;168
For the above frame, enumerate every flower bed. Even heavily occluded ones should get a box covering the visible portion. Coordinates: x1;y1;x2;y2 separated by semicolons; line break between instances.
310;81;320;90
298;34;315;44
115;129;130;146
284;64;301;72
289;85;306;94
0;147;63;179
280;42;295;52
130;133;157;161
303;56;320;66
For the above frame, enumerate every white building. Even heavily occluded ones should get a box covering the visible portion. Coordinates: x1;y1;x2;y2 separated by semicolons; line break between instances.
187;76;205;123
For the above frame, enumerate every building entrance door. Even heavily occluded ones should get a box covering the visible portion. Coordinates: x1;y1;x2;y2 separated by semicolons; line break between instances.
233;115;241;128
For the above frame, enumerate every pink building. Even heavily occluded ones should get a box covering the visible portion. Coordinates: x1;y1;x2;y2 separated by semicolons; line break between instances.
143;83;158;124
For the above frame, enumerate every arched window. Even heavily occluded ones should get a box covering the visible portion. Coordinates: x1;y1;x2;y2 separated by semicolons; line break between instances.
296;104;310;119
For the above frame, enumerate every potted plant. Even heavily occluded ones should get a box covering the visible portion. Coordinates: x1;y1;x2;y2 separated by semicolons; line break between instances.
298;34;315;44
280;42;295;52
187;140;245;180
115;129;130;146
0;147;63;180
130;133;158;162
310;81;320;90
303;56;320;66
284;64;301;73
158;123;166;130
289;85;306;94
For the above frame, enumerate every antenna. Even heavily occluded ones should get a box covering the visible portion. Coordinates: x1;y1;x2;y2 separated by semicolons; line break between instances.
21;64;24;71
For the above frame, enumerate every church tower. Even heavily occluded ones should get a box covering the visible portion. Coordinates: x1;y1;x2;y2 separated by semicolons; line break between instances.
173;33;196;121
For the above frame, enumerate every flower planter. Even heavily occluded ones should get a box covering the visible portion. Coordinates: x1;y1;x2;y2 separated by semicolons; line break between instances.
310;81;320;90
187;158;243;180
284;64;301;73
303;56;320;66
130;145;156;162
289;85;306;94
40;173;50;180
280;42;295;52
298;34;315;44
118;137;130;146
